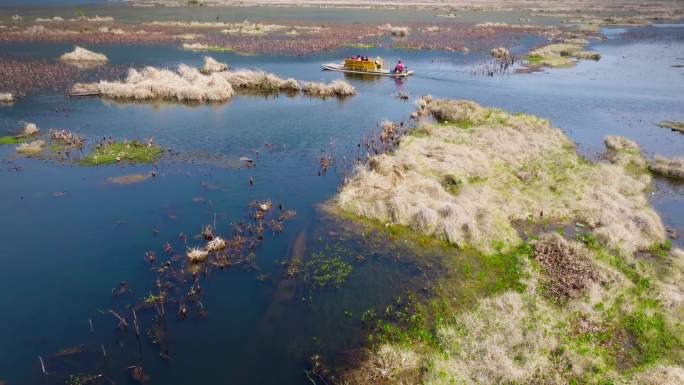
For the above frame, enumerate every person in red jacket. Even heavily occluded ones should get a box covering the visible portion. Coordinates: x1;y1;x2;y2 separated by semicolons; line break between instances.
394;60;405;73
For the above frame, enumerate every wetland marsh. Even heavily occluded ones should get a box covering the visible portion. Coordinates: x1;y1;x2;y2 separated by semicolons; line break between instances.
0;2;683;384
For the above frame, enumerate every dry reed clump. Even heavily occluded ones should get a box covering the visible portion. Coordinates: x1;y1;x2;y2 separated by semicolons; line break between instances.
603;135;647;168
221;69;300;92
378;23;410;37
205;237;226;252
344;344;422;384
22;123;38;136
88;65;235;102
78;62;355;102
16;140;46;155
631;365;684;385
337;98;664;256
424;292;561;385
59;46;108;63
532;233;598;302
0;93;13;102
490;46;511;59
221;69;355;97
649;156;684;180
50;129;84;147
201;56;228;74
186;248;209;263
301;80;356;98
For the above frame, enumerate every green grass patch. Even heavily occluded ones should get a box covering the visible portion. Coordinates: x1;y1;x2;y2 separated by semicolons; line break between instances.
80;141;163;166
620;305;681;367
0;136;25;145
648;240;672;259
526;54;543;64
345;43;377;49
393;45;419;51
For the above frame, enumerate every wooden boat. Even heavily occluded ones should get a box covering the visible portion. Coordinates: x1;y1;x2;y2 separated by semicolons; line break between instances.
322;57;414;77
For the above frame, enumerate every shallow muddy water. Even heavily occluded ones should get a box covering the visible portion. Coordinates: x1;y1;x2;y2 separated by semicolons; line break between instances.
0;15;683;385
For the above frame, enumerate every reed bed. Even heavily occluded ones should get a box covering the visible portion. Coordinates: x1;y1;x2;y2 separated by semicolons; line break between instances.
0;57;123;97
77;60;355;101
0;19;562;55
85;65;235;102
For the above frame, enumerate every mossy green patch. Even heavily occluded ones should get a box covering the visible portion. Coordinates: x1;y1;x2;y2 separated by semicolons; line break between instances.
302;251;353;288
526;54;543;64
80;141;163;166
0;135;26;145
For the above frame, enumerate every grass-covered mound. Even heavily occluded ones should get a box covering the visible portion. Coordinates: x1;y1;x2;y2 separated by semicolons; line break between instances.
335;98;684;385
338;97;663;256
526;42;601;68
81;140;163;165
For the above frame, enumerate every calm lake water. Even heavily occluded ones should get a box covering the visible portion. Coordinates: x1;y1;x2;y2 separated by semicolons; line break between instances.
0;13;683;385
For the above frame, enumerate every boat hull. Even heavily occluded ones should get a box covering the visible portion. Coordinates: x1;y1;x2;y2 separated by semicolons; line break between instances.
321;63;414;77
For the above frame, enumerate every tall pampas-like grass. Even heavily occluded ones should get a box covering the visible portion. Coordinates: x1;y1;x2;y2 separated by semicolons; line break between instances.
59;46;108;62
201;56;228;74
88;65;235;102
74;59;355;102
301;79;356;97
22;122;38;136
220;69;300;92
16;140;45;154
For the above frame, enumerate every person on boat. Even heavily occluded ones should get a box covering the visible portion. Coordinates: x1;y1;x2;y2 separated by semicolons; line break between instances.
394;60;405;73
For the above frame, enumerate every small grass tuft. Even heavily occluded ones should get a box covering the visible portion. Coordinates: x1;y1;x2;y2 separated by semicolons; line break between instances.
80;140;163;166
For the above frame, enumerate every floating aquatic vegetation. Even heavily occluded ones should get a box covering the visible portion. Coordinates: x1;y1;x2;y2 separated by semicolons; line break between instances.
81;139;163;165
16;140;46;155
659;121;684;134
201;56;228;74
0;135;25;145
106;174;152;185
338;98;664;256
302;252;353;289
649;156;684;180
59;46;108;63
